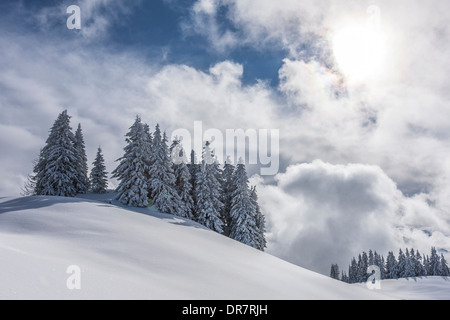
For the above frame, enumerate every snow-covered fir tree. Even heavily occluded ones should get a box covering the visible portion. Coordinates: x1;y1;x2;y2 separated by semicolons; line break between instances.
206;162;224;222
149;125;183;215
404;248;416;278
341;271;349;283
221;157;235;236
440;254;450;276
33;110;80;197
74;124;89;194
348;257;358;283
385;251;398;279
430;247;441;276
380;255;386;280
250;186;267;251
112;116;151;207
330;264;340;280
194;161;224;233
90;147;108;194
229;158;260;249
397;249;406;278
359;252;369;282
188;149;200;218
415;250;426;277
373;251;385;280
424;254;431;276
368;250;374;267
171;138;194;219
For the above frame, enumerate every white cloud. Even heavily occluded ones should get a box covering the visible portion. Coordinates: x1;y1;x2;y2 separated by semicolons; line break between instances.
252;161;450;275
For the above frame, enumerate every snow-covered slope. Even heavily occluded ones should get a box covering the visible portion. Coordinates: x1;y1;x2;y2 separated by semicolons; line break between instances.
0;196;445;300
357;277;450;300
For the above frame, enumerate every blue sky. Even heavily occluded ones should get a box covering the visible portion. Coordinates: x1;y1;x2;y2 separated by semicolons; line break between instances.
1;0;285;86
1;0;450;275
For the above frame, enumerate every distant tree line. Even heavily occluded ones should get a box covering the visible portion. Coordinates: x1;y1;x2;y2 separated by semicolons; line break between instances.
25;111;266;251
331;247;450;283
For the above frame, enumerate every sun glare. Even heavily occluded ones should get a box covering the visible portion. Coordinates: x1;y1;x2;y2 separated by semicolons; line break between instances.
332;25;386;83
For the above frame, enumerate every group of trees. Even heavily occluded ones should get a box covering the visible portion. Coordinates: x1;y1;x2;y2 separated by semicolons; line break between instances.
26;111;266;251
331;247;450;283
25;110;108;197
112;116;266;251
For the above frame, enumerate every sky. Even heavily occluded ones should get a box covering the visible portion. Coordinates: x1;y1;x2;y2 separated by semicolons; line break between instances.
1;0;450;275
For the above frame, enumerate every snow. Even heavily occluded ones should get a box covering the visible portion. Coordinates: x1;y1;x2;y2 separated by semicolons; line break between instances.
0;195;448;300
354;277;450;300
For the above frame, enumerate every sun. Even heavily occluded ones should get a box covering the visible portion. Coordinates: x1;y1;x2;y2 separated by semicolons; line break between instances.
332;24;386;83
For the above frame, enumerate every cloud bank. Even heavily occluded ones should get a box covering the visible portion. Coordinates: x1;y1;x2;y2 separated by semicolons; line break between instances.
252;161;450;275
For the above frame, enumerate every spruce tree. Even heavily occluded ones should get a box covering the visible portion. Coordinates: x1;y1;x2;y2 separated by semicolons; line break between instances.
424;254;431;276
149;126;183;215
341;271;349;283
172;140;195;219
330;264;340;280
33;110;79;197
194;162;224;233
385;251;398;279
439;254;450;276
74;124;89;194
188;150;200;218
360;252;369;282
349;257;358;284
430;247;441;276
250;186;267;251
90;147;108;193
368;250;374;267
229;159;259;249
404;248;415;278
397;249;406;278
112;116;150;207
415;250;426;277
380;255;386;280
374;252;385;280
221;157;235;236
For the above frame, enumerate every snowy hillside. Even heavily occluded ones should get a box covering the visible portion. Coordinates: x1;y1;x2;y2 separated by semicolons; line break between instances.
0;195;447;300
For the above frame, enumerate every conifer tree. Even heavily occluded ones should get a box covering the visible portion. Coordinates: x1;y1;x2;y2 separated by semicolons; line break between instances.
423;254;431;276
112;116;150;207
90;147;108;193
74;124;89;194
397;249;406;278
330;264;340;280
172;139;195;219
415;250;426;277
221;157;235;236
341;271;349;283
404;248;415;278
230;159;259;249
149;126;183;215
439;254;450;276
430;247;441;276
194;162;224;233
188;149;200;218
368;250;374;267
33;110;80;197
250;186;267;251
349;257;358;284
